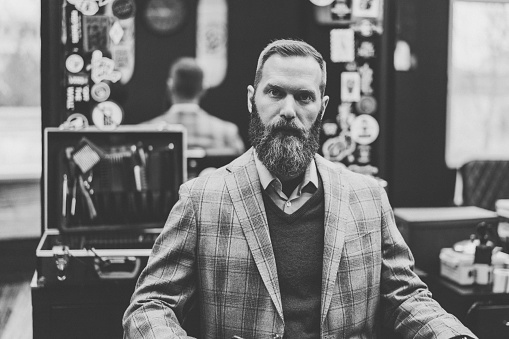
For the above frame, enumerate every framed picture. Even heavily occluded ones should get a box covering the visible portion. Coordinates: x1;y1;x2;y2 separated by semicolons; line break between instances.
341;72;361;102
351;0;382;19
143;0;187;36
83;15;110;52
330;29;355;63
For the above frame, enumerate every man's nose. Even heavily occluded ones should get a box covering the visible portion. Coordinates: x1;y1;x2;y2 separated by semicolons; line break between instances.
279;96;297;120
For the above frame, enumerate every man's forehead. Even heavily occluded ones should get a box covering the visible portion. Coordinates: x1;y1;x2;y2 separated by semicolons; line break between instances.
262;54;321;70
259;55;322;88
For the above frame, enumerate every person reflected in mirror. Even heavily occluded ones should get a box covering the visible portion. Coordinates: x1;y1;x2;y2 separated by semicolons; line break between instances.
141;57;245;155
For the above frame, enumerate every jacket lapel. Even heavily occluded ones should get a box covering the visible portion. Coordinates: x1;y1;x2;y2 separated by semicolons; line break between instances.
225;149;284;321
315;155;349;326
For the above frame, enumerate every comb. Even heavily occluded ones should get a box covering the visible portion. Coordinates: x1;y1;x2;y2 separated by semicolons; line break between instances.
132;144;149;192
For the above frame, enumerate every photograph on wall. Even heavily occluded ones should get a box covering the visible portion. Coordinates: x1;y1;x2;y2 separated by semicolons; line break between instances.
330;28;355;63
341;71;361;102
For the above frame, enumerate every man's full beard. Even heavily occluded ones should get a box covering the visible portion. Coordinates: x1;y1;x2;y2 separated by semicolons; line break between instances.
249;100;322;179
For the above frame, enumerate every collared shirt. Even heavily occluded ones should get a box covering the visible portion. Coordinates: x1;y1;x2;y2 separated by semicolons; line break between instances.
143;103;245;154
254;152;319;214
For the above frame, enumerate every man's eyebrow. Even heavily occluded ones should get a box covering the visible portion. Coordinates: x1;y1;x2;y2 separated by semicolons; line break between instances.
297;89;316;98
263;84;283;92
264;84;317;97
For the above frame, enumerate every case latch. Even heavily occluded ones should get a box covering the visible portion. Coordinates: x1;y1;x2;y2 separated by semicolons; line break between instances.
52;245;70;281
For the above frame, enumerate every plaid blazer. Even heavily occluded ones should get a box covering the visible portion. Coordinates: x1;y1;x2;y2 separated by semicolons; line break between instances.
123;149;476;339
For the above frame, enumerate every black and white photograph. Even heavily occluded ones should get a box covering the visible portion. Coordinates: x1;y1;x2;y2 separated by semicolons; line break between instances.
1;0;509;338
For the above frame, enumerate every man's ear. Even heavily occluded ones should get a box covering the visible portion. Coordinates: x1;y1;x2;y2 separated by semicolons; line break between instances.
247;85;255;113
321;95;330;119
167;78;174;93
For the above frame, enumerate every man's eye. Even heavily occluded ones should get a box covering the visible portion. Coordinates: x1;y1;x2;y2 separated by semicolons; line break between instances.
268;89;282;97
297;94;313;102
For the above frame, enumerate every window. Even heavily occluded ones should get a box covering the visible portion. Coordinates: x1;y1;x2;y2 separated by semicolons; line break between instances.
0;0;41;240
446;0;509;168
0;0;41;180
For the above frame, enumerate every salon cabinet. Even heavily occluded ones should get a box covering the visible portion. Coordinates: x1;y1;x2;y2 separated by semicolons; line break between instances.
31;272;133;339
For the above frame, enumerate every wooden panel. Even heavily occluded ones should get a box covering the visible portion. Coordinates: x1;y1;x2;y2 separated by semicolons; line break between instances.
0;277;33;339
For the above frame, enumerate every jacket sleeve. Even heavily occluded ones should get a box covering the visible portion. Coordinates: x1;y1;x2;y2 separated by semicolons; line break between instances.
379;187;478;339
123;184;198;339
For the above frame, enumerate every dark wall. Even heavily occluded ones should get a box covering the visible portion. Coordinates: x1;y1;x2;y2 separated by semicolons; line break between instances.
390;0;456;207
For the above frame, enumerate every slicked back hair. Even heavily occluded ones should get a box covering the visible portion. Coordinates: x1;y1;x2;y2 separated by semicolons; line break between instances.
169;57;204;100
253;39;327;96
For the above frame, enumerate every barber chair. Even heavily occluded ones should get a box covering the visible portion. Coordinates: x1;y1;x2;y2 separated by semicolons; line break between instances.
460;160;509;211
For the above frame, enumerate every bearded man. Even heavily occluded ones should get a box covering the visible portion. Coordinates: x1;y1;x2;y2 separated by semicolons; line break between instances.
123;39;476;339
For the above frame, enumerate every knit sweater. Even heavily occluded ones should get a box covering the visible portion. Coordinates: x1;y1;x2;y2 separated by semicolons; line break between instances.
262;182;325;339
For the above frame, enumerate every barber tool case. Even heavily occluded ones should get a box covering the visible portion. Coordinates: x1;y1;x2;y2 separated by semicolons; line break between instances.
36;126;186;284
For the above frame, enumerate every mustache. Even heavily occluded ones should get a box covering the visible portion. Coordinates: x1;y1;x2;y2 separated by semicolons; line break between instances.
268;119;306;137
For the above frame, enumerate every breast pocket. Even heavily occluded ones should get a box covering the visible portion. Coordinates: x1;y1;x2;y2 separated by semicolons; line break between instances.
343;229;381;257
339;229;382;277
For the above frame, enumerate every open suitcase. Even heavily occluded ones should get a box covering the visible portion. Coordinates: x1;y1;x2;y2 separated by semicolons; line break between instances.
35;125;186;284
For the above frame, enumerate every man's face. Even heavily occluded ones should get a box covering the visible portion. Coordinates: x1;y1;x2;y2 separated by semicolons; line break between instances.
247;55;329;180
248;55;328;132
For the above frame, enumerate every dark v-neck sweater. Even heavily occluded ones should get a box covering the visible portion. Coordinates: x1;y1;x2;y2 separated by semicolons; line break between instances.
262;181;325;339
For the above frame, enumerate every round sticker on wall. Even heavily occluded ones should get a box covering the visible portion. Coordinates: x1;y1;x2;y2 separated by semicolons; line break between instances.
143;0;187;35
60;113;89;130
91;101;124;130
350;114;379;145
112;0;136;19
65;54;84;73
91;82;111;102
309;0;335;6
355;95;378;114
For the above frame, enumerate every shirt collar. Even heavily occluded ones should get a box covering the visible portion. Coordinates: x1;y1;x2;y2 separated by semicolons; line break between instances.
168;103;201;114
254;150;319;192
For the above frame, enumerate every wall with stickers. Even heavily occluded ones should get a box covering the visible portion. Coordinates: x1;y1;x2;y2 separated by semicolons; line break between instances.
306;0;391;183
42;0;391;175
60;0;135;129
41;0;452;207
42;0;196;130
